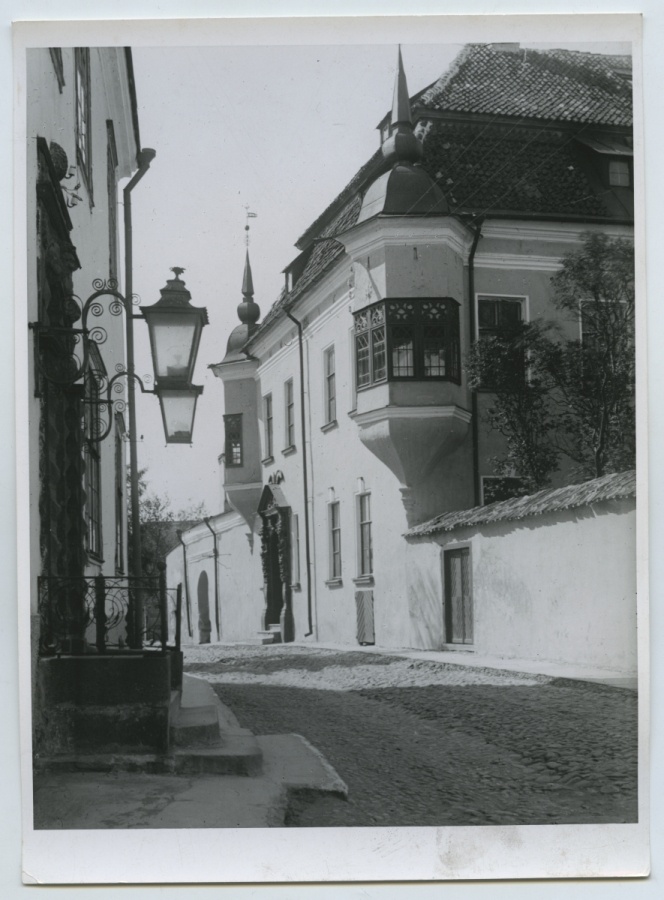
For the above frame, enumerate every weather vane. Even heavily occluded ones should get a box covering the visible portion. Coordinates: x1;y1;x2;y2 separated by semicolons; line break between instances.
244;206;257;248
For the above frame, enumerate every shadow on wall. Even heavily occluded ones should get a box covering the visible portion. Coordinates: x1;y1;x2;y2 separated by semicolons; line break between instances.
407;544;445;650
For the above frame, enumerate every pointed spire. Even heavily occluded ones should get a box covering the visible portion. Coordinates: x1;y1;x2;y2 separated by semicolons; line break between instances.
381;47;422;165
242;250;254;300
391;46;412;128
237;247;260;328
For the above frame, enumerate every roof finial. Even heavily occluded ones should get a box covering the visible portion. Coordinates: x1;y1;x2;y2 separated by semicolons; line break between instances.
237;210;260;327
242;250;254;301
392;46;412;128
382;46;422;165
244;206;257;248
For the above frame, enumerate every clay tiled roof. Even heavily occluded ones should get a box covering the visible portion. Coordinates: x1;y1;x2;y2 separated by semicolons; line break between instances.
250;45;632;344
248;193;363;341
417;45;632;127
421;122;609;217
405;470;636;538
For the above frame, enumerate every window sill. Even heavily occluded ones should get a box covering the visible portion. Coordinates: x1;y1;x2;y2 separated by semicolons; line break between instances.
353;575;374;587
320;420;338;434
261;455;275;466
282;445;297;457
439;644;475;652
347;409;358;419
325;577;343;588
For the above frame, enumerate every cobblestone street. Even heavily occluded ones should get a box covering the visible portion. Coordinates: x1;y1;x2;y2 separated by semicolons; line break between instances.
185;644;638;828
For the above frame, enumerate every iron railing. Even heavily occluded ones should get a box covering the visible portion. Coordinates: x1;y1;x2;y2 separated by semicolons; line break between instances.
37;573;181;656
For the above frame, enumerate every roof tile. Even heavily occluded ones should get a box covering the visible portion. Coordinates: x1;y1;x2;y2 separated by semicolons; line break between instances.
405;470;636;538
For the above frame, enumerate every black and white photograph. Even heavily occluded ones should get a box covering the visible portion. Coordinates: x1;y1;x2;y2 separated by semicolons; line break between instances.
13;11;650;886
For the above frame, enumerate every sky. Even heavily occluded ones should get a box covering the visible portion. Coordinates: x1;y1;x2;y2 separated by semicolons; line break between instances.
127;40;632;513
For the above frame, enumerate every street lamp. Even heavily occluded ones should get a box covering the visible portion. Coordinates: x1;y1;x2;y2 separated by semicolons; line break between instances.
141;267;208;444
157;384;204;444
30;269;208;646
141;267;208;384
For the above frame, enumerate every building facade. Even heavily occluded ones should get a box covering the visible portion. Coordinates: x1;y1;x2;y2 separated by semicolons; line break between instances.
26;47;142;752
167;44;635;663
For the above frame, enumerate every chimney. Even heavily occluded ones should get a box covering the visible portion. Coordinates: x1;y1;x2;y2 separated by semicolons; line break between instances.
490;43;521;54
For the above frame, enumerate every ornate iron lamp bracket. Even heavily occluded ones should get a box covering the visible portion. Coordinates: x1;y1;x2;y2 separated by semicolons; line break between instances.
86;365;155;444
30;278;138;387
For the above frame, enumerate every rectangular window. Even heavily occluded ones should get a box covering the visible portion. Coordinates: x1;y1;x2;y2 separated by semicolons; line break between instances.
371;325;387;381
75;48;92;196
423;325;447;377
224;413;243;467
84;363;103;559
324;346;336;424
609;159;630;187
106;121;118;280
444;548;473;645
85;444;102;559
263;393;273;460
114;429;124;573
478;296;523;339
477;295;526;387
290;513;300;587
358;493;373;576
349;326;358;411
285;379;295;448
329;501;342;580
391;325;414;376
356;332;370;388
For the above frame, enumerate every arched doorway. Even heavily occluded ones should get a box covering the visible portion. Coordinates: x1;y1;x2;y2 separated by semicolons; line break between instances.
197;570;211;644
258;484;294;642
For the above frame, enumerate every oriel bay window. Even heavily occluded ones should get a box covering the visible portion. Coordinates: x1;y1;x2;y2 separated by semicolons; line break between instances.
224;413;243;467
354;298;460;388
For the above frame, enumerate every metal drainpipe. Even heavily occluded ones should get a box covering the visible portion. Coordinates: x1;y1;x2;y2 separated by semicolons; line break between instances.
286;310;314;638
176;530;192;638
203;517;220;641
123;147;156;587
467;217;484;507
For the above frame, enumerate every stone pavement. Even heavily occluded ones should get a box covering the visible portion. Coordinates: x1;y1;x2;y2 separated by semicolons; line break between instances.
287;641;639;691
185;643;638;828
32;644;638;830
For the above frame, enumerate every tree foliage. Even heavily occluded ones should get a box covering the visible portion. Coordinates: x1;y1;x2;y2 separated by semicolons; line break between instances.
127;467;207;574
467;233;635;493
547;233;635;478
466;321;560;493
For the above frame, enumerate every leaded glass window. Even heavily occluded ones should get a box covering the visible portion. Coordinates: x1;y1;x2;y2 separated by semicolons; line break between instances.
224;413;243;467
354;297;460;388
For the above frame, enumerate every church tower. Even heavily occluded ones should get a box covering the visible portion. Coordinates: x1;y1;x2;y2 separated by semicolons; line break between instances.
210;249;263;528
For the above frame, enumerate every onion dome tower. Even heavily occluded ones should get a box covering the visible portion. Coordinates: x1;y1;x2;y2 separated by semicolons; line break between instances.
210;221;264;532
222;250;261;363
357;47;448;223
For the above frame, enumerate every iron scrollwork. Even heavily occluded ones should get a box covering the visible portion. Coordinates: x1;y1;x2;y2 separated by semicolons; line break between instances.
30;279;154;438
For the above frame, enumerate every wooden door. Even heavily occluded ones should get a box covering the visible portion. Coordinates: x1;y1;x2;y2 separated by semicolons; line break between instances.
444;548;473;644
355;590;375;645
